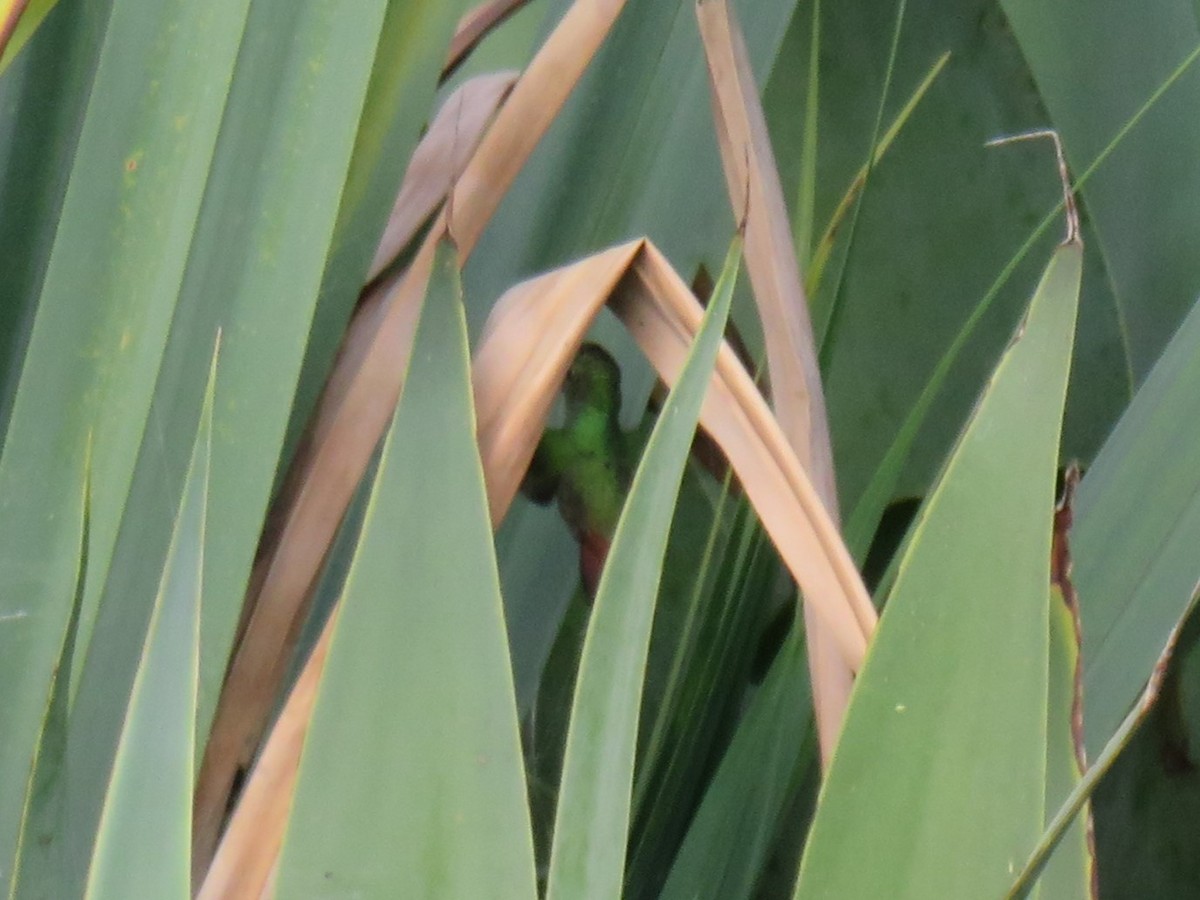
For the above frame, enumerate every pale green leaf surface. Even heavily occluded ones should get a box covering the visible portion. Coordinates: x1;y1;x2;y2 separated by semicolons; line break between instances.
1033;588;1092;900
1000;0;1200;380
0;0;251;875
0;0;110;440
1073;295;1200;757
545;239;740;900
58;2;405;885
795;243;1081;899
660;625;813;900
80;348;210;900
3;470;85;899
275;244;537;899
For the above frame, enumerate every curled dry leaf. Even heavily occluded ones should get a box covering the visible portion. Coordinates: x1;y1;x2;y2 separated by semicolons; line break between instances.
475;240;874;666
196;0;633;886
211;233;875;896
699;0;868;760
367;70;518;283
474;240;645;523
442;0;532;82
615;243;874;664
447;0;630;256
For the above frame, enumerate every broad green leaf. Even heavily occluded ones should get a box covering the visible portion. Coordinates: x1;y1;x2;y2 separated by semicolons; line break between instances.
836;30;1200;564
81;344;212;900
54;0;429;886
1071;292;1200;756
275;0;465;548
545;238;741;900
3;466;86;898
275;243;537;899
0;0;110;440
195;0;464;748
660;624;814;900
764;0;1125;539
1000;0;1200;380
795;242;1081;898
0;0;250;874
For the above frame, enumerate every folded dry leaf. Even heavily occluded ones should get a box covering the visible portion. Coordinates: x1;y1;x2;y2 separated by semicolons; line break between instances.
368;71;517;282
699;0;868;761
442;0;532;81
196;0;633;884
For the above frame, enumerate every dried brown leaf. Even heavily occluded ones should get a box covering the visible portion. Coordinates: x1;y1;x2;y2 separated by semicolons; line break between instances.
192;233;439;878
196;0;631;880
614;243;873;664
475;240;645;522
211;232;874;887
368;71;517;282
473;240;874;662
442;0;532;81
698;0;868;760
448;0;629;257
197;620;334;900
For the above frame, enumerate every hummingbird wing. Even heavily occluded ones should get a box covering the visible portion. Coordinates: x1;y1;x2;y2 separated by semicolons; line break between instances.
520;427;574;505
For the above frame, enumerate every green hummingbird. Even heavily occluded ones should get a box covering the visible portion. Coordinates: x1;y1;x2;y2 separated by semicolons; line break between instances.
521;343;650;598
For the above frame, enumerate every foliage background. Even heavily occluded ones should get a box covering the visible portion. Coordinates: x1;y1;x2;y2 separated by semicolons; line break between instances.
2;0;1200;896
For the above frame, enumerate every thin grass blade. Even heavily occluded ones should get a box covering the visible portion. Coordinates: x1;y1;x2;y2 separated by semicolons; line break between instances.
544;238;742;900
81;346;213;899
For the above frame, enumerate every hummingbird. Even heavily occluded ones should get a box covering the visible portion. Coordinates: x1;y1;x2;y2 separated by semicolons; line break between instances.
521;343;650;598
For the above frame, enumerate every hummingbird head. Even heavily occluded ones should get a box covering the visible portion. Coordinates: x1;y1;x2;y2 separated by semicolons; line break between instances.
563;343;622;420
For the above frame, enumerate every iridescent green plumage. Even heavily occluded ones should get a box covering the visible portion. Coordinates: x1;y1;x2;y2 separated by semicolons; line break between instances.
521;343;648;595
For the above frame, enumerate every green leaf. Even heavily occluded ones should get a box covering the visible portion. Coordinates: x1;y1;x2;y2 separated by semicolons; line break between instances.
3;465;86;899
794;242;1082;898
0;1;111;441
1033;585;1093;899
1000;0;1200;380
1006;594;1200;898
660;624;814;900
275;242;537;899
276;0;466;550
626;495;776;900
81;344;212;900
50;1;422;886
0;0;58;74
762;0;1141;551
0;0;251;874
1071;293;1200;757
545;237;742;900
